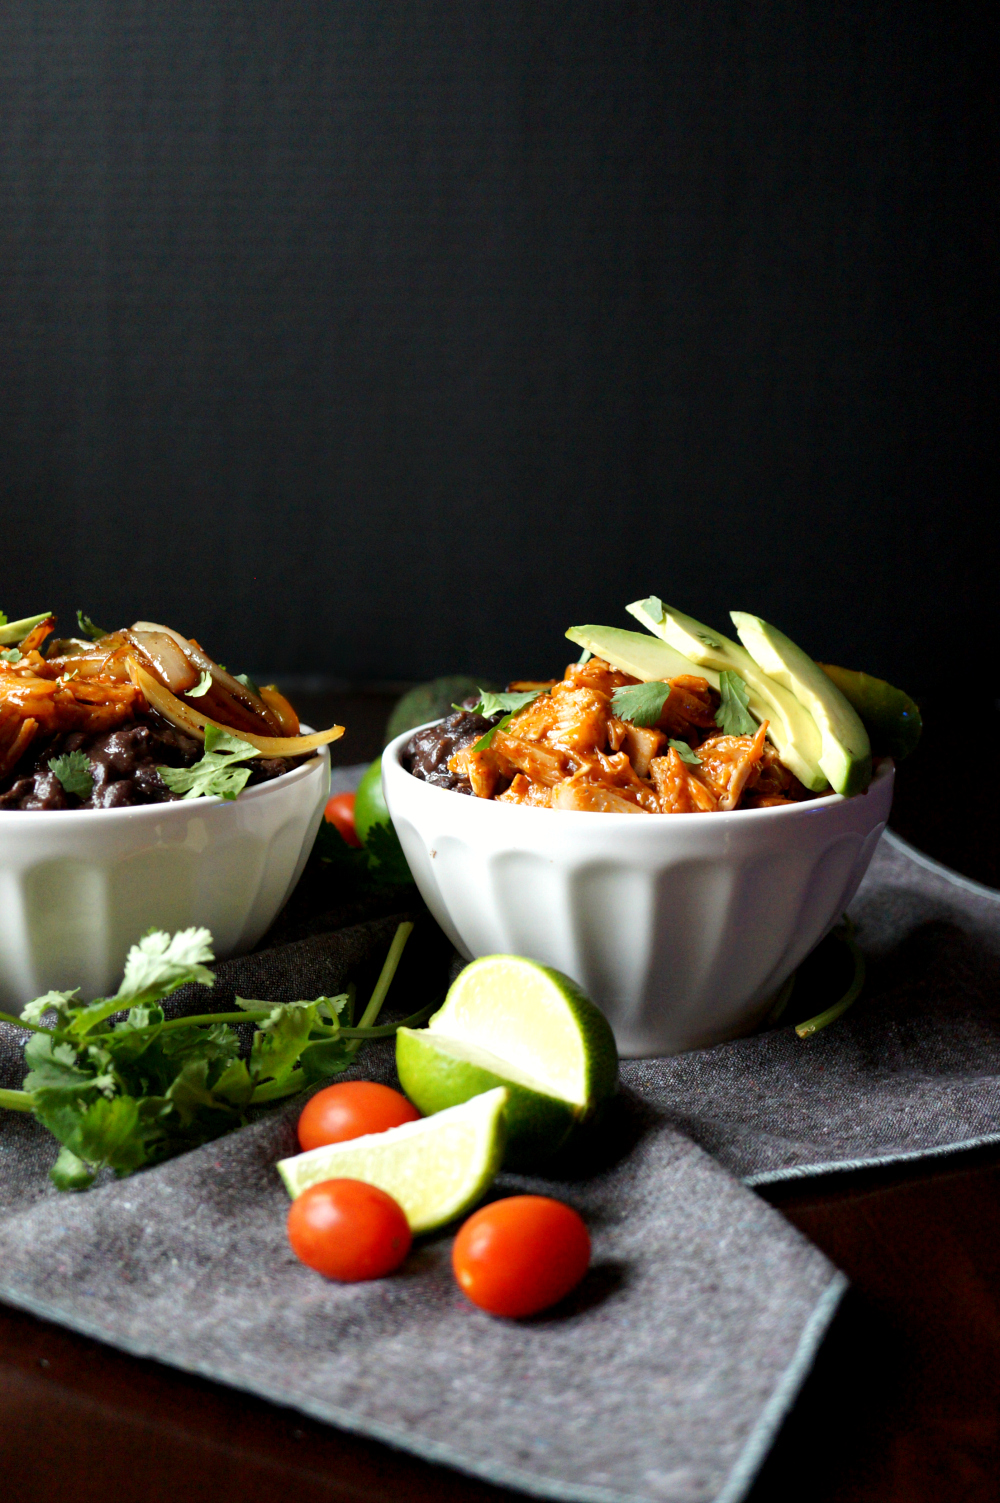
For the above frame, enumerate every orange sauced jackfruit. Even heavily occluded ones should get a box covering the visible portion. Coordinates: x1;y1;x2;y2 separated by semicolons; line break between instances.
447;658;812;815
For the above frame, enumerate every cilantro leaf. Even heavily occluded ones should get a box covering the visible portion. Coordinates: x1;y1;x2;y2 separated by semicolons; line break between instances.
465;689;549;752
298;1036;354;1083
715;671;757;737
34;1092;152;1183
364;820;413;883
157;727;260;801
1;647;21;664
76;610;107;641
233;671;261;697
63;928;216;1042
474;717;510;751
8;921;417;1192
22;1034;107;1096
116;928;215;1007
186;669;213;698
49;1146;96;1191
20;989;81;1027
248;1001;320;1089
668;739;702;766
635;596;666;624
467;688;546;720
49;750;94;800
210;1057;254;1109
314;819;414;887
611;681;672;727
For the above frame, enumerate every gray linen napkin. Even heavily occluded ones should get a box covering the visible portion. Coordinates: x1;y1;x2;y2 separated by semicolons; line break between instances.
1;827;998;1502
0;1074;842;1503
0;909;843;1503
624;831;1000;1183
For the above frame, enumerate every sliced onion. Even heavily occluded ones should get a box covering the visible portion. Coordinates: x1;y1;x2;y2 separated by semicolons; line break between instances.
131;622;263;702
127;660;344;754
125;629;199;694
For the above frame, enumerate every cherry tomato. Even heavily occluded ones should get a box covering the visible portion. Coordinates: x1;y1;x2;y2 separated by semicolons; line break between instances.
452;1195;591;1318
287;1179;412;1281
324;791;362;847
297;1080;421;1152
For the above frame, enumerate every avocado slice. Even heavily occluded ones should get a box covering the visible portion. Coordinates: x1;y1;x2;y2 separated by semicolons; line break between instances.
731;613;872;796
626;599;828;791
565;624;718;687
0;611;51;646
817;665;922;762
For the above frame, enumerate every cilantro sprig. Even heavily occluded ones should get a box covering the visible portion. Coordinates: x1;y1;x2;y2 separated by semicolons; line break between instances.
715;671;757;737
461;688;547;721
611;681;671;727
76;610;108;641
609;683;704;763
49;749;95;800
635;595;666;624
454;687;549;751
0;922;427;1190
157;725;260;801
316;817;414;887
1;648;21;664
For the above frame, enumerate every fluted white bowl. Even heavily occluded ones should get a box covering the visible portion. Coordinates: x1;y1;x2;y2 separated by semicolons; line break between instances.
0;742;330;1009
382;727;894;1056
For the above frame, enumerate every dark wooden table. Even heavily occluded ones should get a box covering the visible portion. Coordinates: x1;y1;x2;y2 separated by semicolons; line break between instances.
2;691;998;1502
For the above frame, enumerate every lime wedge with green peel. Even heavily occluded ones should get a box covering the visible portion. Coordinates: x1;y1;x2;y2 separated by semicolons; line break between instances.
353;756;390;845
396;956;619;1170
277;1087;507;1233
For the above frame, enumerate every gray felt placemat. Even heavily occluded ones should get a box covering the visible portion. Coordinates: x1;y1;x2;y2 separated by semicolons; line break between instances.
2;826;999;1502
0;1077;843;1503
0;907;845;1503
624;830;1000;1184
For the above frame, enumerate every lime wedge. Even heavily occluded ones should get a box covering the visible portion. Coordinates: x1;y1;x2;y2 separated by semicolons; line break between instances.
396;955;619;1170
277;1086;507;1234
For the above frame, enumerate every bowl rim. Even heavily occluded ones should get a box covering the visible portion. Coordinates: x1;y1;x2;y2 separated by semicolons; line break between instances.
0;728;330;823
383;721;894;824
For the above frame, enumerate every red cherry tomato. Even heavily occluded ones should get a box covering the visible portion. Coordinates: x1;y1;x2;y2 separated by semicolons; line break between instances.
452;1195;591;1318
324;791;361;847
297;1080;421;1152
287;1179;412;1281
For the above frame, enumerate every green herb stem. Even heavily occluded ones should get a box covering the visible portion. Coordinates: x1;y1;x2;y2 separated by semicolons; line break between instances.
340;995;440;1038
156;1010;281;1032
354;922;414;1032
0;1010;57;1037
247;922;417;1105
795;924;866;1039
250;1070;307;1104
149;993;433;1040
0;1088;35;1113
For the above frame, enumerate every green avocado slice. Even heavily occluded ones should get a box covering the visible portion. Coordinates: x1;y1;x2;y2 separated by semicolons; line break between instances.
564;624;718;688
626;599;828;792
731;613;872;796
0;611;51;646
817;665;922;762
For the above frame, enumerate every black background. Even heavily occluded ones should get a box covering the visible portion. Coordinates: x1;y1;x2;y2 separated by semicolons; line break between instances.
1;2;994;694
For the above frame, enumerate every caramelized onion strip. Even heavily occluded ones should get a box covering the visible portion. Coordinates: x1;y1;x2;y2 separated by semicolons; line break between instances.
127;661;344;754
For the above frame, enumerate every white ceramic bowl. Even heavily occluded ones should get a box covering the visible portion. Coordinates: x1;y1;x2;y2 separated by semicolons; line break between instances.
0;744;330;1009
382;727;894;1057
